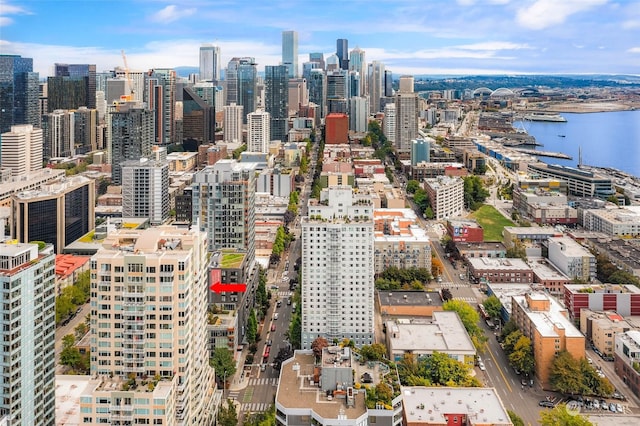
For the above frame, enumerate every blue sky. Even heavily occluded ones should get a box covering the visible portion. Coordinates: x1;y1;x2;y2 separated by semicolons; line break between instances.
2;0;639;77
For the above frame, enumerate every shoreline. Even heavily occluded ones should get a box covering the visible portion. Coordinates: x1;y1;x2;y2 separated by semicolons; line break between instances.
517;101;639;114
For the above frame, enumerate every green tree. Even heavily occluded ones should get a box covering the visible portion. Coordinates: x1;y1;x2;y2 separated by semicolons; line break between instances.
502;330;523;354
210;348;237;385
442;300;486;350
508;410;525;426
482;295;502;319
55;295;74;324
406;180;420;194
288;311;301;350
508;335;535;376
539;404;593;426
550;351;584;396
60;334;80;367
246;309;258;344
74;322;89;340
359;343;387;361
232;144;247;160
500;319;518;341
218;399;238;426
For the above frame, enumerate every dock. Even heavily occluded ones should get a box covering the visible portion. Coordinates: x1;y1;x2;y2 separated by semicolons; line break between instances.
510;148;572;160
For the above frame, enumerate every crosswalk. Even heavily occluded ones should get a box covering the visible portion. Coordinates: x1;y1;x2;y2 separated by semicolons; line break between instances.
439;282;471;288
240;402;271;413
277;291;292;298
453;296;477;303
227;390;240;400
248;377;278;386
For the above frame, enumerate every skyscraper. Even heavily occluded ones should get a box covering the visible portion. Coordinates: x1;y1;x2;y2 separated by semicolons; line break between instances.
383;103;396;143
308;52;325;70
1;124;43;176
47;63;96;111
282;30;298;78
349;47;367;96
182;86;215;144
199;44;221;81
145;68;177;145
384;70;394;97
223;102;244;143
326;69;348;114
107;100;154;185
42;109;75;159
0;241;56;426
265;65;289;141
121;158;169;225
301;186;375;349
82;226;219;425
247;110;270;153
308;69;326;119
73;106;98;154
0;54;40;133
226;58;257;123
349;96;369;133
368;61;385;114
336;38;349;70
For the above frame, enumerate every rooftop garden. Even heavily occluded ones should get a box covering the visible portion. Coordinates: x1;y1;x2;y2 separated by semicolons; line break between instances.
220;252;245;268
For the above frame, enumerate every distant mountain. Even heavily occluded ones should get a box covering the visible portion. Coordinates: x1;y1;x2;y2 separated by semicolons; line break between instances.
175;66;199;78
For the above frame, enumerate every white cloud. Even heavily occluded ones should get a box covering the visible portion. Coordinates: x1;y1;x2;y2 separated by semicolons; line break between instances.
628;47;640;54
0;16;13;26
0;2;32;26
149;5;196;24
622;19;640;29
516;0;608;30
454;41;532;51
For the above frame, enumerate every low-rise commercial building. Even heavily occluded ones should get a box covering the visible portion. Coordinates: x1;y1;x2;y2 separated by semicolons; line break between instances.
529;258;571;295
385;312;476;365
401;386;512;426
456;242;507;260
579;309;632;357
547;236;596;282
582;206;640;238
526;163;615;199
467;257;533;284
447;219;484;243
377;291;443;317
511;292;585;389
373;209;431;274
564;283;640;319
614;331;640;398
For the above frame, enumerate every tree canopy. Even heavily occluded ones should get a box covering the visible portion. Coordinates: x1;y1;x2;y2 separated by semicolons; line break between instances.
210;347;237;384
397;352;481;387
539;404;593;426
443;300;487;350
550;351;613;397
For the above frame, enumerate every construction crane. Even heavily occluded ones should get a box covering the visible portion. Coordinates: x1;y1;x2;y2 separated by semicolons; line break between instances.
120;49;135;101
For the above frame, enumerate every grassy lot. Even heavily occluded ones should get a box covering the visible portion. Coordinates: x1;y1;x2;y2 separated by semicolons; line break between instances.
470;204;515;242
220;253;245;268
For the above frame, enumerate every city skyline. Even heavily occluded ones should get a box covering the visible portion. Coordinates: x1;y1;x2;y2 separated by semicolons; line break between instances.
2;0;639;77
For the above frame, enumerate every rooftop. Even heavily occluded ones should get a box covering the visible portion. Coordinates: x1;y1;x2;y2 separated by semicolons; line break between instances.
468;257;531;270
386;312;475;354
55;375;93;426
276;351;368;421
487;283;535;316
565;283;640;295
548;236;594;257
512;292;583;338
378;291;443;308
401;386;511;425
528;259;570;281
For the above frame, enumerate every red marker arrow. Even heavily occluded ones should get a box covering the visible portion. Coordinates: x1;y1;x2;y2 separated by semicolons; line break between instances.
209;282;247;293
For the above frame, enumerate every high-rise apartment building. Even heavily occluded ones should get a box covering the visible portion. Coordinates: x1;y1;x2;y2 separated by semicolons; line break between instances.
0;124;43;176
349;96;369;133
336;38;349;70
0;54;40;133
145;68;177;145
192;159;257;268
247;110;270;153
11;175;95;253
47;63;96;111
383;103;396;143
42;109;75;159
107;100;154;185
368;61;385;114
223;103;244;143
424;176;464;220
199;44;221;81
265;65;289;142
288;78;308;115
121;158;169;225
73;106;98;154
282;31;298;78
0;241;56;426
81;226;219;425
398;75;414;93
326;70;348;114
182;86;215;144
308;69;326;119
394;91;419;157
309;52;325;70
301;186;375;349
384;70;393;97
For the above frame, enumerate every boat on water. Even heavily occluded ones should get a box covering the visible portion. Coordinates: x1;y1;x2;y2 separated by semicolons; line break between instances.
523;112;567;122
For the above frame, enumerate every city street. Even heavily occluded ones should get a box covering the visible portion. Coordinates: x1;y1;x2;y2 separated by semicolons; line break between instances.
54;302;90;374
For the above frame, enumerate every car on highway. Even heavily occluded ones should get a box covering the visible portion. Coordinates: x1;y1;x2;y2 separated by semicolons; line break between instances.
539;401;554;408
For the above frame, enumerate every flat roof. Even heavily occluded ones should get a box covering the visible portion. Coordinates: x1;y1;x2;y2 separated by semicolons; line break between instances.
548;236;593;257
401;386;511;425
487;283;533;316
512;292;583;338
276;351;368;421
468;257;530;270
564;284;640;295
528;259;570;281
386;312;475;354
55;375;94;425
378;291;443;308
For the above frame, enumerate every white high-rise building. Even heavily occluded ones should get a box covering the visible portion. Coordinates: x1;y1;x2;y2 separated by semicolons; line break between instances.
0;124;43;176
349;47;366;96
199;44;221;81
367;61;385;114
44;109;75;158
424;176;464;220
0;242;56;426
348;96;369;133
81;226;220;425
394;91;419;156
223;102;244;144
301;186;375;349
121;158;169;225
383;103;396;143
247;110;270;153
282;31;298;78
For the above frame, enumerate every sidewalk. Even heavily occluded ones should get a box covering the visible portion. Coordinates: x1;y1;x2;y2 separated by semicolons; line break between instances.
228;346;251;392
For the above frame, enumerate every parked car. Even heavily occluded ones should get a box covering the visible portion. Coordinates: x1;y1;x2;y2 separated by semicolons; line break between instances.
478;362;486;371
616;403;623;413
271;324;276;332
539;401;554;408
593;400;600;410
609;403;617;412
